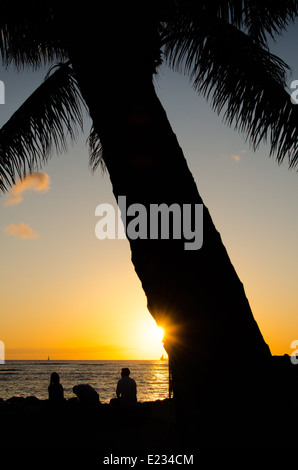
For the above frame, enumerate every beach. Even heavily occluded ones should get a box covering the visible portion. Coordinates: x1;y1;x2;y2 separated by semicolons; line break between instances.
0;361;173;456
1;355;298;462
0;396;182;465
0;360;179;463
1;389;297;461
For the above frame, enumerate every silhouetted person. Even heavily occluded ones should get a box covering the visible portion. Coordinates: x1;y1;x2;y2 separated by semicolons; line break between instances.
72;384;100;407
116;368;137;406
48;372;64;404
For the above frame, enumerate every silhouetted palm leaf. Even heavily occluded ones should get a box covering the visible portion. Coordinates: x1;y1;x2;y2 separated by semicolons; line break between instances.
88;126;105;174
161;1;298;167
0;0;298;190
238;0;298;46
0;4;66;69
162;1;298;47
0;63;84;192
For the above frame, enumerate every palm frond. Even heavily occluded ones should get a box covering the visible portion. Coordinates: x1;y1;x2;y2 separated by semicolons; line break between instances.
240;0;298;46
0;63;86;192
163;1;298;48
162;13;298;168
0;4;68;69
88;126;106;174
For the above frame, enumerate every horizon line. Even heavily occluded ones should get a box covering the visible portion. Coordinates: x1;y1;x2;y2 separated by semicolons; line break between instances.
2;357;169;361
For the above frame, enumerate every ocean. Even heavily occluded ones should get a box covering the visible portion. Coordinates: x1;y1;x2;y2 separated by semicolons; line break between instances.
0;359;169;403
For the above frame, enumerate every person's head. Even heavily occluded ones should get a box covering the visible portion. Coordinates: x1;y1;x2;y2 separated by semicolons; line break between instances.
121;368;130;377
50;372;60;385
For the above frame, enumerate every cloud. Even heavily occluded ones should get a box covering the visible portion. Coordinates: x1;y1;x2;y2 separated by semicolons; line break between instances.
231;149;246;162
221;149;246;163
4;223;38;239
4;172;50;206
231;154;241;162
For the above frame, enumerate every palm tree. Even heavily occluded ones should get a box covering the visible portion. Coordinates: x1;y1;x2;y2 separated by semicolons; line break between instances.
1;1;298;447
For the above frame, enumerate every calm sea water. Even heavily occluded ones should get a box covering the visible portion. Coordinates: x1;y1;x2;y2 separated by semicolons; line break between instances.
0;360;169;403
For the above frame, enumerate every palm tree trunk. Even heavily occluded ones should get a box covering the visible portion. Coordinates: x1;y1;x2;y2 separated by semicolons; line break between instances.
68;14;272;447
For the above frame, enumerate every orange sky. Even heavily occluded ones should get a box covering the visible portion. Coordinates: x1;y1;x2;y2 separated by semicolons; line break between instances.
1;25;298;360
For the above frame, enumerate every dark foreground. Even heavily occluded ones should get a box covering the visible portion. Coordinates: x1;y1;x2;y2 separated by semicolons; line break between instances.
1;394;297;455
0;397;176;451
1;356;298;462
0;397;187;465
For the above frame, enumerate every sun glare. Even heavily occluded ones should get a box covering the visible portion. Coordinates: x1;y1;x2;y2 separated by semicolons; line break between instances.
135;318;167;359
143;323;165;344
155;326;165;342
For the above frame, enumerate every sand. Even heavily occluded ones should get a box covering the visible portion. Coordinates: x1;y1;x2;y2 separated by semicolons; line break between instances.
1;355;298;463
0;397;179;459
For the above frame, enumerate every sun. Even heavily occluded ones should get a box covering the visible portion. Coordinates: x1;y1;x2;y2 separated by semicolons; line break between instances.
135;318;167;359
154;326;165;342
142;323;165;344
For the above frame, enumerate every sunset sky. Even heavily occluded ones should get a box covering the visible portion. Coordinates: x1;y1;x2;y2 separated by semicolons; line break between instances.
0;21;298;360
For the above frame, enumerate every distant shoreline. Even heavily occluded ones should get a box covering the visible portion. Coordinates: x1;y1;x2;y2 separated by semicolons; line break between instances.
1;358;169;362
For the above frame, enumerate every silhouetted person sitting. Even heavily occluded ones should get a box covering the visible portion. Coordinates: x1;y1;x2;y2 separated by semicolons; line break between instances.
72;384;100;407
48;372;64;404
116;368;137;406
